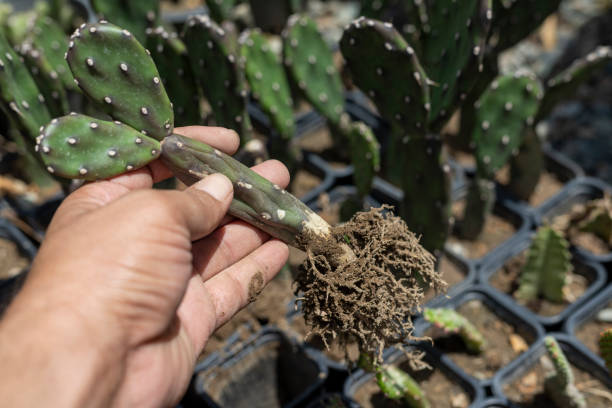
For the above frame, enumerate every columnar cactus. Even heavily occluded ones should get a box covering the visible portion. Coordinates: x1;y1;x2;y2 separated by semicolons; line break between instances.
90;0;160;43
146;26;202;127
543;336;586;408
599;329;612;376
183;15;254;144
516;226;571;303
424;307;487;354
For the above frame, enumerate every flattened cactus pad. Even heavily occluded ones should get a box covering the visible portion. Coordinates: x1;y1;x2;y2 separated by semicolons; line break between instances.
37;114;161;180
66;21;174;141
91;0;160;43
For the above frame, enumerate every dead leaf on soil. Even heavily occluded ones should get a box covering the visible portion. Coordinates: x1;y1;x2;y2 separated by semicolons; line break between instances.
509;333;528;353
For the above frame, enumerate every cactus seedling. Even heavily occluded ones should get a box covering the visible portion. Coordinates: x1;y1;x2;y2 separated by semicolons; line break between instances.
424;307;487;354
40;21;445;364
599;329;612;376
542;336;586;408
516;226;572;303
145;26;202;127
183;15;253;143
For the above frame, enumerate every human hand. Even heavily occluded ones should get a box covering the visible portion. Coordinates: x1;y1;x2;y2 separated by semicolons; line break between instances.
0;126;290;407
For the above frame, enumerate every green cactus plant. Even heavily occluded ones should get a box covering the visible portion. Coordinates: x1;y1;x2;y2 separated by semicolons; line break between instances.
183;15;254;144
424;307;487;354
599;329;612;376
516;226;571;303
145;25;202;127
38;21;444;367
543;336;586;408
576;195;612;245
206;0;237;23
90;0;160;43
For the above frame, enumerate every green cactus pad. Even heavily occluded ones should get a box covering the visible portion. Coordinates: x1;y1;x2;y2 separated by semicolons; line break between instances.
0;32;51;139
516;226;571;303
37;113;161;180
66;21;174;141
492;0;561;53
28;16;76;91
420;0;492;131
206;0;237;23
240;29;295;140
543;336;586;408
348;120;380;198
283;15;344;125
536;46;612;122
18;41;70;117
376;365;430;408
424;307;487;354
340;17;430;137
145;26;202;127
599;329;612;376
183;15;253;142
508;128;544;201
91;0;160;43
472;73;543;179
400;138;451;255
459;177;496;240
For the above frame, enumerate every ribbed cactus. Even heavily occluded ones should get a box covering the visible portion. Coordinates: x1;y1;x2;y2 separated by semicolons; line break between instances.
424;307;487;354
240;29;295;140
516;226;571;303
90;0;160;43
145;25;202;127
543;336;586;408
66;22;174;141
282;14;344;126
183;15;253;143
576;195;612;245
599;329;612;376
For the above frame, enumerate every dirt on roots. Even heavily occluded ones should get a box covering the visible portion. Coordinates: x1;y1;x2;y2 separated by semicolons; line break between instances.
295;206;446;363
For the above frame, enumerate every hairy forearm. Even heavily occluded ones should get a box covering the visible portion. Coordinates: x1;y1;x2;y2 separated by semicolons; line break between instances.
0;290;123;407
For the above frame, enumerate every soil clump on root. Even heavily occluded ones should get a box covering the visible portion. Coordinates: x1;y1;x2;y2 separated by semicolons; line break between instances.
295;206;446;363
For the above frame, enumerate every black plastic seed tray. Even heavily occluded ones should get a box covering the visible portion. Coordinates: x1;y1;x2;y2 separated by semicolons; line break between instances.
190;327;328;408
5;192;65;238
342;345;485;408
534;177;612;264
413;285;545;389
0;216;37;314
475;397;509;407
491;333;612;407
563;283;612;371
479;233;607;328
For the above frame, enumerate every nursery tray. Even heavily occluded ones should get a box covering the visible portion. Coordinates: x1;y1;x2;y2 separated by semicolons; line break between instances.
479;234;607;328
534;177;612;264
491;333;612;407
414;286;544;389
563;283;612;372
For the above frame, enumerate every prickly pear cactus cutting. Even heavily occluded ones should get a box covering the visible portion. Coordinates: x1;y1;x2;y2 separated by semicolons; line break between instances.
183;15;253;143
283;14;344;126
240;29;296;140
424;307;487;354
146;26;202;127
516;226;571;303
543;336;586;408
39;21;446;365
347;119;380;198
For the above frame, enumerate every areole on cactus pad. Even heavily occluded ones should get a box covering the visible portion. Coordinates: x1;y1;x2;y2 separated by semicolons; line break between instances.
36;21;445;363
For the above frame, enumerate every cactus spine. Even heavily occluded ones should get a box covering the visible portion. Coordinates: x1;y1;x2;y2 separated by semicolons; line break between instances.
424;307;487;354
543;336;586;408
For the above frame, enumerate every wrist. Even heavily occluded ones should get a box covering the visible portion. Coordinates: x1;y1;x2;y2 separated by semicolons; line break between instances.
0;291;125;407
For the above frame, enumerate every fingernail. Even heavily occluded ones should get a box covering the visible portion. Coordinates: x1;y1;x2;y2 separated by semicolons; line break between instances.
195;173;232;202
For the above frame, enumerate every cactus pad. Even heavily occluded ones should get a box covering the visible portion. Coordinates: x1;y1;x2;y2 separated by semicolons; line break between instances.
599;329;612;376
348;120;380;197
283;15;344;125
516;226;571;303
508;128;544;201
0;32;51;139
240;29;295;140
207;0;237;23
91;0;160;43
146;26;201;127
183;15;253;141
459;177;496;240
424;307;487;354
537;46;612;122
472;73;543;179
37;113;161;180
543;336;586;408
340;18;430;137
66;22;174;141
